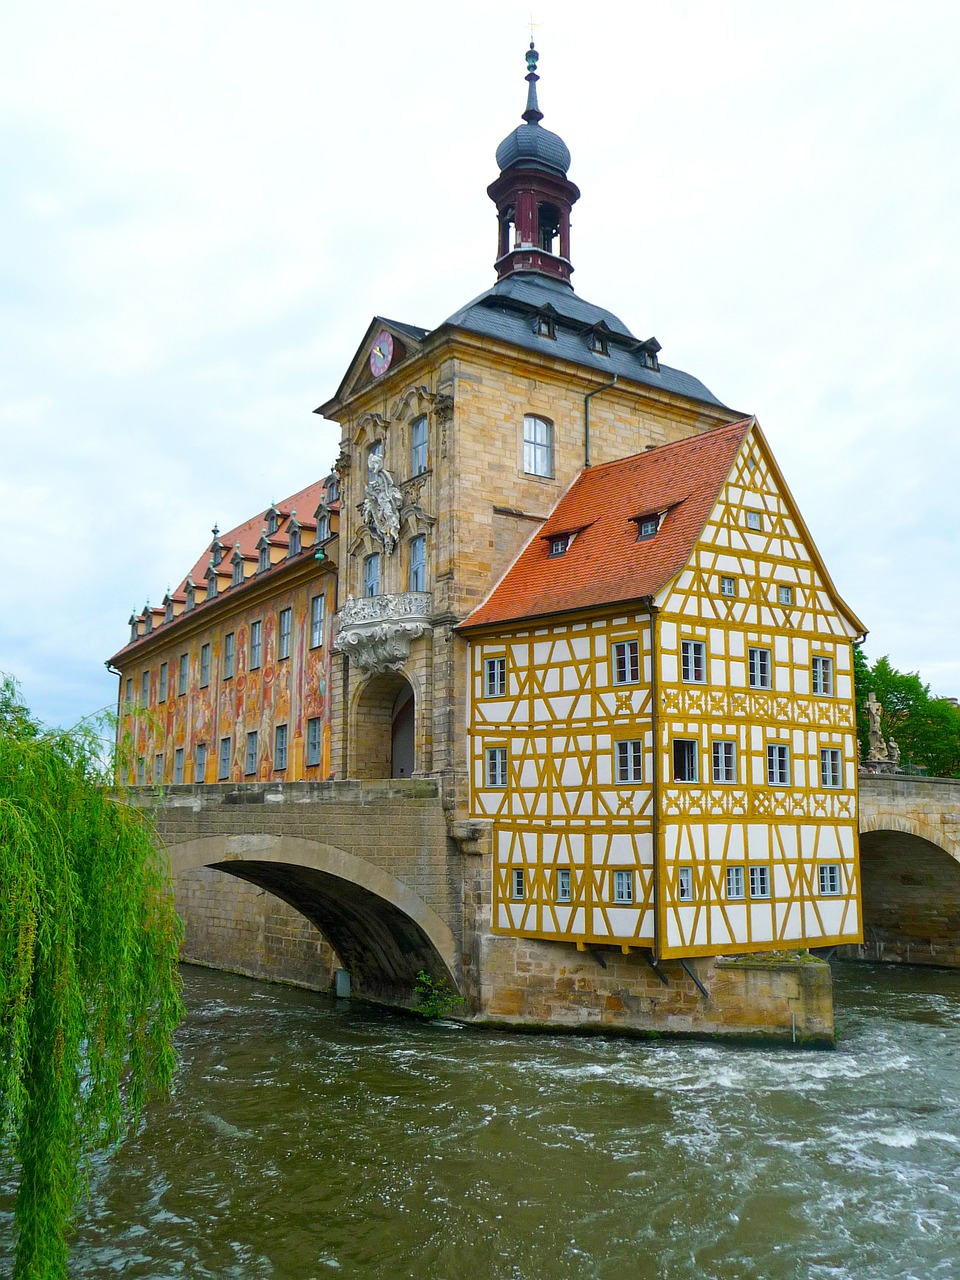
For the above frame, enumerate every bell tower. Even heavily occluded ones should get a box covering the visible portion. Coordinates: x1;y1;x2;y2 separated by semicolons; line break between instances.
487;44;581;284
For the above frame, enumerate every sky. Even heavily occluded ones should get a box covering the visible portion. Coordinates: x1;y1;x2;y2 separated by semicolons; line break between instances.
2;0;958;730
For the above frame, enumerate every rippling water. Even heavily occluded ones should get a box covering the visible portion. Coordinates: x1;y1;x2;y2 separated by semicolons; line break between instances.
3;963;959;1279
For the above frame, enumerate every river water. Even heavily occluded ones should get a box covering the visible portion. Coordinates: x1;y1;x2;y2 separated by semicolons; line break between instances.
3;963;959;1279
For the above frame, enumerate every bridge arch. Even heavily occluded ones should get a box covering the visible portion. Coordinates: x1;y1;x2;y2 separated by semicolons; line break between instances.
854;816;960;967
168;833;459;1004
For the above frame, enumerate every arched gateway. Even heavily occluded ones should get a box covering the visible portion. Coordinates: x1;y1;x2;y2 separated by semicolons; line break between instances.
167;833;459;1005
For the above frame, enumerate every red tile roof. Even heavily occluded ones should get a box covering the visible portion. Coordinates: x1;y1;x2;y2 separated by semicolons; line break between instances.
460;419;754;630
111;476;335;661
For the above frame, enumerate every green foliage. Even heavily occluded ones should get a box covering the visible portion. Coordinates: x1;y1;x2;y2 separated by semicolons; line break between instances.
853;651;960;777
852;642;871;761
0;675;183;1279
414;969;464;1020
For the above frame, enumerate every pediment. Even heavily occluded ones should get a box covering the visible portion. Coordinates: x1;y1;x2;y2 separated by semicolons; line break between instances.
316;316;429;417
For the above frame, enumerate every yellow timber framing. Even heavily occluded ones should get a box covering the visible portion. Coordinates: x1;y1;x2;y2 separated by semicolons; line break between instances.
464;423;865;960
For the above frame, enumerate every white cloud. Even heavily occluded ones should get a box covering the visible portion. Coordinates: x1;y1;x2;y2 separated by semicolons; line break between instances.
1;0;958;726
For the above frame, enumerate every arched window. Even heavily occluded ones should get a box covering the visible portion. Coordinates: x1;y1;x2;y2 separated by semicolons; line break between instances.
410;416;428;476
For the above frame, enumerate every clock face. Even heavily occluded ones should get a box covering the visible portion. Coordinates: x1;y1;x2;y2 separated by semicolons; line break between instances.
369;330;394;378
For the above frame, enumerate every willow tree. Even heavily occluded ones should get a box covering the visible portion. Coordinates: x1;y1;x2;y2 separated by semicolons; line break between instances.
0;675;182;1279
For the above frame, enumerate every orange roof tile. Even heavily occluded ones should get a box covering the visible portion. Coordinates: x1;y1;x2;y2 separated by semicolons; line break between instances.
460;419;754;630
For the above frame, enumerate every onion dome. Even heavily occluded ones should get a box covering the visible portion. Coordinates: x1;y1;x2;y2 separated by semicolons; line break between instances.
495;43;571;177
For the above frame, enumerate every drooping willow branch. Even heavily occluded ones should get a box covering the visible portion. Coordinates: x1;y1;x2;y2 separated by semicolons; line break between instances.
0;675;182;1280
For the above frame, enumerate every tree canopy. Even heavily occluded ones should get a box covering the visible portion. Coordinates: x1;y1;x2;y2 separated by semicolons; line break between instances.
0;675;182;1279
853;646;960;777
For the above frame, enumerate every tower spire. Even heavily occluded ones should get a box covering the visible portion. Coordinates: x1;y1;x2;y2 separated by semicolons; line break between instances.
522;42;543;124
488;43;580;284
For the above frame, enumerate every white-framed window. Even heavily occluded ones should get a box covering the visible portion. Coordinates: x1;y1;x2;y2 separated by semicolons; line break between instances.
174;747;184;785
613;870;634;904
250;621;262;670
364;553;380;598
275;723;288;772
523;414;553;477
672;739;699;783
310;595;324;648
178;653;188;696
712;740;736;783
749;865;770;899
158;662;168;703
615;739;643;783
195;742;206;784
200;644;211;687
549;534;570;556
306;716;322;767
820;747;842;789
726;865;745;899
279;608;292;660
677;867;694;902
485;746;508;788
720;576;737;597
224;632;235;680
612;639;640;684
154;752;163;784
484;657;506;697
141;670;150;703
746;510;763;531
819;864;842;896
681;639;706;684
748;647;771;689
411;415;428;476
778;584;793;606
636;514;659;540
556;868;572;902
409;535;426;592
511;867;525;900
245;731;258;777
218;736;231;781
767;743;791;786
812;655;834;696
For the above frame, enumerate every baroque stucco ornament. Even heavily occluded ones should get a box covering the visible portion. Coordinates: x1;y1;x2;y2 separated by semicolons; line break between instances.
334;592;433;674
361;454;403;554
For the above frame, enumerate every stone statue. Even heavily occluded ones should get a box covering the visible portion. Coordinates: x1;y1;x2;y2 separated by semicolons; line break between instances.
887;735;901;767
867;691;888;761
361;453;402;554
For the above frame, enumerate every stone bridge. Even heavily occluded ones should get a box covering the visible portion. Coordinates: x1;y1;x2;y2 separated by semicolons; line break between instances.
850;775;960;968
130;772;960;1028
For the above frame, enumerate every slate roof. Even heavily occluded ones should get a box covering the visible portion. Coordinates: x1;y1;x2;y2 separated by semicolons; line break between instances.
443;275;727;407
458;418;754;631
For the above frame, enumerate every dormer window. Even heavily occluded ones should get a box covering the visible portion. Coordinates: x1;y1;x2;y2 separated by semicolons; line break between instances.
316;509;330;542
635;514;661;541
549;534;571;557
211;540;225;566
130;617;139;643
590;331;609;356
535;314;556;339
185;581;195;611
258;543;270;573
327;475;339;503
288;522;301;556
205;567;217;599
143;610;152;634
266;507;281;536
164;598;173;623
231;550;244;587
